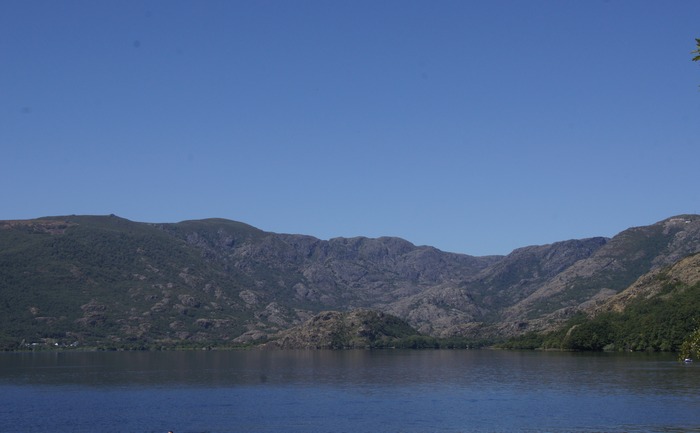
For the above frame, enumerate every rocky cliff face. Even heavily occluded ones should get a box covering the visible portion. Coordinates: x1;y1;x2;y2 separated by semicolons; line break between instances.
150;213;700;340
2;214;700;348
159;222;501;341
384;237;610;337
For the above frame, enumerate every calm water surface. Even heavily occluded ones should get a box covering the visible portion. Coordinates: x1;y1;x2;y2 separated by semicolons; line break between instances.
0;350;699;433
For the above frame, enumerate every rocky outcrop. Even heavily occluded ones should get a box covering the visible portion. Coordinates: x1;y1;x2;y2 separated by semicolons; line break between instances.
262;310;418;349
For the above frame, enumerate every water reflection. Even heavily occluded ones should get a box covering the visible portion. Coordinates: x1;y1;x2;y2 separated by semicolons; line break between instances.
1;350;699;433
0;349;696;394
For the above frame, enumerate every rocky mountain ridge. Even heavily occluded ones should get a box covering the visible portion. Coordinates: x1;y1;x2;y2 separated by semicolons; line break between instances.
1;213;700;349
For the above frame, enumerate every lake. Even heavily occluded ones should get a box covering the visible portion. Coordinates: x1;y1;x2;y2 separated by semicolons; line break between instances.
0;349;698;433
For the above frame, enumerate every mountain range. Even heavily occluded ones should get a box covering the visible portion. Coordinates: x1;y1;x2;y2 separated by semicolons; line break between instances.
1;213;700;350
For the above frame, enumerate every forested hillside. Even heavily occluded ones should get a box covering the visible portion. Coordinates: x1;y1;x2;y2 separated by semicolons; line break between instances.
502;253;700;352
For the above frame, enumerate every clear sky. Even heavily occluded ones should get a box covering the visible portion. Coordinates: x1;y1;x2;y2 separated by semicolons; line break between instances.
2;0;699;256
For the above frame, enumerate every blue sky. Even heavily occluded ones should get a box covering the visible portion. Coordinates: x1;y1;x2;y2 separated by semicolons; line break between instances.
2;0;699;256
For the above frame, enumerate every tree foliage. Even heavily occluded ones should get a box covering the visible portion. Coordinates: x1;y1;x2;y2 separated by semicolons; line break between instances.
501;278;700;353
693;38;700;62
679;327;700;361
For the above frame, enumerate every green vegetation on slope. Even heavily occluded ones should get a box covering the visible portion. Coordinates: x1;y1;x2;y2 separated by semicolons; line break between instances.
679;327;700;360
0;215;253;350
527;224;685;319
502;278;700;352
